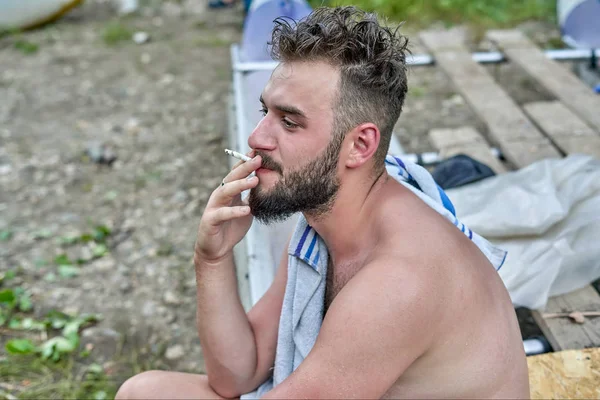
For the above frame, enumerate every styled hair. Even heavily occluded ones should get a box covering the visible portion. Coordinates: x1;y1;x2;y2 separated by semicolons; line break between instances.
269;6;409;172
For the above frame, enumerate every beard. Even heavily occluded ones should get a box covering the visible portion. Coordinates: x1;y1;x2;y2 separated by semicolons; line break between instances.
248;133;344;225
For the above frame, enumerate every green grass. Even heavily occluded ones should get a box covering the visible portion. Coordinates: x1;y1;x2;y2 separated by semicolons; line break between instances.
13;40;39;55
102;21;132;46
0;355;117;399
310;0;557;29
195;36;233;48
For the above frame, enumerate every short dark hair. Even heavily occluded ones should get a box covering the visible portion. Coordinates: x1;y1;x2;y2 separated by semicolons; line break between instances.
269;6;409;172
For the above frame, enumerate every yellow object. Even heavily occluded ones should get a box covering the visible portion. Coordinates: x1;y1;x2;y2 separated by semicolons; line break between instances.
528;348;600;399
0;0;84;31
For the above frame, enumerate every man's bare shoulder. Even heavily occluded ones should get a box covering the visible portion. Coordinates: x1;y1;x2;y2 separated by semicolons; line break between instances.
374;180;483;269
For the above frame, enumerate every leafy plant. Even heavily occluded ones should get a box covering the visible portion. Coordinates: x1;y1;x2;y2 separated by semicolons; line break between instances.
0;229;13;241
58;225;112;246
5;311;102;361
6;338;37;354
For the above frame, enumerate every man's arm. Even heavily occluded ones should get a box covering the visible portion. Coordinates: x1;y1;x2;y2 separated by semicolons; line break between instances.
193;154;288;398
196;239;289;398
261;259;437;399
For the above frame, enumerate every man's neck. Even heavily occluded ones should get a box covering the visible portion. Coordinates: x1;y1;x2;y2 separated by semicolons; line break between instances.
304;169;388;266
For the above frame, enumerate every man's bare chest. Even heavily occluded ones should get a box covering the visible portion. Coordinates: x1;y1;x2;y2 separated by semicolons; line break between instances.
324;258;362;312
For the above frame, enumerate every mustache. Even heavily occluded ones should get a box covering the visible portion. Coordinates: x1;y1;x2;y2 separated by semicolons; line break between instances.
255;151;283;174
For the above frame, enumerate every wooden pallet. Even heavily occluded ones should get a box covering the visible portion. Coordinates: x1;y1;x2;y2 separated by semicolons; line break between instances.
421;28;600;352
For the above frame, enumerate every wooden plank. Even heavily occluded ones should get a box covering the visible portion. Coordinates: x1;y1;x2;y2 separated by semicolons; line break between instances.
532;285;600;351
429;127;507;173
524;101;600;158
487;30;600;132
419;29;561;168
501;138;562;167
527;347;600;399
523;101;600;157
552;136;600;158
524;101;598;138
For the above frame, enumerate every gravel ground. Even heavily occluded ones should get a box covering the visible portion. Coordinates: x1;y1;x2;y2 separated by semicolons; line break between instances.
0;1;559;385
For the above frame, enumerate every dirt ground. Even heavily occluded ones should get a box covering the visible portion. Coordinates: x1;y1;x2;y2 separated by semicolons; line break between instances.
0;0;560;390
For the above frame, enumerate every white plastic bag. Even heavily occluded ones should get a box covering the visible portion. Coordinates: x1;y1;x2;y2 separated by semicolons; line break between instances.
446;154;600;310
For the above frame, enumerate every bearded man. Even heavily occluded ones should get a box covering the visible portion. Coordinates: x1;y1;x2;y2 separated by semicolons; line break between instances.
117;6;530;399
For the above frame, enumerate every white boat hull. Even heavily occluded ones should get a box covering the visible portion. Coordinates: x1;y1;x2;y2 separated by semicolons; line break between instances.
0;0;84;30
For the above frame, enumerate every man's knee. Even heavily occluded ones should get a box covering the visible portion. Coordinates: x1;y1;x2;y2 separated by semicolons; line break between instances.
116;370;164;400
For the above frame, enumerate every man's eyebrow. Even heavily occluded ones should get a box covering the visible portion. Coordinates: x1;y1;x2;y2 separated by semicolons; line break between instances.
260;95;307;119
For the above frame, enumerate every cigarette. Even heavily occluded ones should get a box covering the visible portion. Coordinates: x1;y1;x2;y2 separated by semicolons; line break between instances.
225;148;252;162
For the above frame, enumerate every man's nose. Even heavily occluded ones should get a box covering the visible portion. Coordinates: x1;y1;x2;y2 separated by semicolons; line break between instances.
248;116;276;151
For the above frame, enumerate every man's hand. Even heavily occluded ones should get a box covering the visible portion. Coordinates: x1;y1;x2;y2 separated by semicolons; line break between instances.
194;154;261;264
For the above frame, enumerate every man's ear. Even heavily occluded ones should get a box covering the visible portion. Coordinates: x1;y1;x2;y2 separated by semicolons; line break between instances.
345;123;380;169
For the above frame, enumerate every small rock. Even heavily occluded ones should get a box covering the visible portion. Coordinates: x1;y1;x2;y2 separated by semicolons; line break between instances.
64;305;80;315
152;197;164;207
117;264;131;276
81;328;123;362
0;164;12;175
85;142;117;166
185;277;197;289
163;312;177;324
163;291;181;305
165;344;185;360
140;53;152;64
183;199;201;215
182;0;206;15
152;17;164;27
82;327;121;339
172;190;188;204
80;246;93;262
133;31;150;44
120;281;132;293
159;74;175;86
125;118;140;134
442;94;465;108
161;2;183;18
118;0;138;15
142;301;157;317
93;257;117;272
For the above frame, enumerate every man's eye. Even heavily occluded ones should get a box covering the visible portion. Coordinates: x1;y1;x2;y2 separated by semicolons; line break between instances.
283;118;298;129
259;107;268;116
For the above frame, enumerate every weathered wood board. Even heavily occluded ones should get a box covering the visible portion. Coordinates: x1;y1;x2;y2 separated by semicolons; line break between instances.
419;29;561;168
429;126;507;173
532;285;600;352
524;101;600;158
487;29;600;133
528;347;600;399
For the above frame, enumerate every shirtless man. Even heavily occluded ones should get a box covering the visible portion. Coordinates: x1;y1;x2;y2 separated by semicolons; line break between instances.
117;6;529;399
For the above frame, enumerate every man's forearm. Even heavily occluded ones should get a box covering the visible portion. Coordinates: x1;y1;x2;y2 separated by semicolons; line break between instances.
195;253;258;396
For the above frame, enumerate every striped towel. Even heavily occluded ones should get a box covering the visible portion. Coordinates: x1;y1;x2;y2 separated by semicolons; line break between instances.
385;154;507;270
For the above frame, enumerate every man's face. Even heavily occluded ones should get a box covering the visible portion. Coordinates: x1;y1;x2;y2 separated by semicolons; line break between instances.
247;61;343;224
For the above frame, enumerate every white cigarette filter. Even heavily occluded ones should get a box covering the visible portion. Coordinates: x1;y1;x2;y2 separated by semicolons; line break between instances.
224;149;252;162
